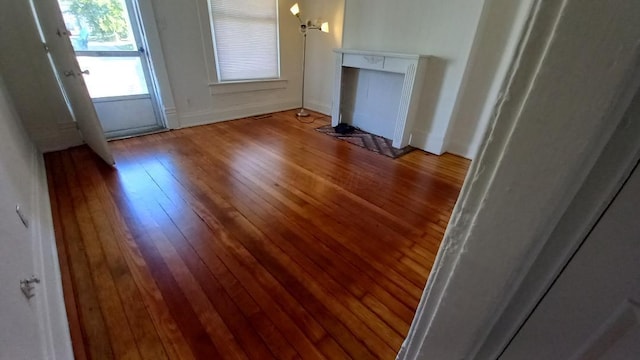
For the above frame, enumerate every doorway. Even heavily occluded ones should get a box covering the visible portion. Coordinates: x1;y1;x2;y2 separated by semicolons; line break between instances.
57;0;164;139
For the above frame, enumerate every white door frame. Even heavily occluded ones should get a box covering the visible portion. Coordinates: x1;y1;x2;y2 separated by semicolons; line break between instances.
73;0;166;138
31;152;75;360
133;0;180;130
479;86;640;359
398;0;640;359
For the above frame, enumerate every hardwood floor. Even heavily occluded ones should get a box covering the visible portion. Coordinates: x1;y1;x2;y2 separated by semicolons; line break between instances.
45;110;470;359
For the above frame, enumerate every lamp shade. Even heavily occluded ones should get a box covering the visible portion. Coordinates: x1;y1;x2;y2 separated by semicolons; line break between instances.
320;22;329;33
290;3;300;16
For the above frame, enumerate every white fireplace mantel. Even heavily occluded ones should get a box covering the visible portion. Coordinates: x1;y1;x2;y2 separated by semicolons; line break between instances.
332;49;432;149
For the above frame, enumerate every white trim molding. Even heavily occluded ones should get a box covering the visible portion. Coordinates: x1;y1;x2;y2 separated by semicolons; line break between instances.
408;130;445;156
136;0;178;129
163;106;180;129
209;79;288;95
399;0;640;358
33;122;83;153
476;75;640;358
178;99;299;128
304;99;331;116
445;138;473;159
31;149;74;360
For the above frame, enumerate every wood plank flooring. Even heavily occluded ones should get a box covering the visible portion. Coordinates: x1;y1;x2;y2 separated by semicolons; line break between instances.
45;110;470;359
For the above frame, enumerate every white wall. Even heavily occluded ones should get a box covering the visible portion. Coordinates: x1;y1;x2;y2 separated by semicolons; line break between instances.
342;0;486;154
147;0;310;127
0;76;73;360
446;0;534;159
299;0;345;115
0;76;42;360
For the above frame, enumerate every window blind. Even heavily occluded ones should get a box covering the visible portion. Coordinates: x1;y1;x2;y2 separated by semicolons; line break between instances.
209;0;280;82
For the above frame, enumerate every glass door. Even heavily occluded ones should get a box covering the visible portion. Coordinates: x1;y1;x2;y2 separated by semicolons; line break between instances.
57;0;164;138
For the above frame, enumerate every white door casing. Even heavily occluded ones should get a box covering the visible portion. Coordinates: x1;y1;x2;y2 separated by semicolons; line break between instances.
475;78;640;358
502;161;640;359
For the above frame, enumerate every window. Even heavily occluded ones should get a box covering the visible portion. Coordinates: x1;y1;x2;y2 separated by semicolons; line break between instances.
208;0;280;82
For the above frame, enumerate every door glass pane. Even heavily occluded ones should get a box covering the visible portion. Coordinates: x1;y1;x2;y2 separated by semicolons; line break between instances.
58;0;138;51
77;56;148;98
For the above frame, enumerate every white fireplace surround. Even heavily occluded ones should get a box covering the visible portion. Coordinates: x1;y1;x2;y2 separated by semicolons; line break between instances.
332;49;432;149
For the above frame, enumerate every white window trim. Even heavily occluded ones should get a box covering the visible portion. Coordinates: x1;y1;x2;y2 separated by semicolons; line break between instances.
208;78;287;95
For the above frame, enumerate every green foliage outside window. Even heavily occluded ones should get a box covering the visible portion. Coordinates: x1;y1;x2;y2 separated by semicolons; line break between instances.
67;0;128;41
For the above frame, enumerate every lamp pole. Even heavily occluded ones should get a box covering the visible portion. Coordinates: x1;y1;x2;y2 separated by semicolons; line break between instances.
291;3;328;118
298;30;309;117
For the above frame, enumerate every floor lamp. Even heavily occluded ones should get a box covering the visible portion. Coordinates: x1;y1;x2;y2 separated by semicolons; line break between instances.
290;3;329;117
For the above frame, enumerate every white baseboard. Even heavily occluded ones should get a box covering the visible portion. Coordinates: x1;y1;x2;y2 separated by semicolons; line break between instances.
410;129;446;155
178;99;299;128
35;123;83;153
163;107;179;129
179;109;223;128
446;138;474;159
31;149;74;360
304;100;332;116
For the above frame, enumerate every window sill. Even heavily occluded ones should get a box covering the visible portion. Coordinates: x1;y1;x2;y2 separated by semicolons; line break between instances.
209;78;288;95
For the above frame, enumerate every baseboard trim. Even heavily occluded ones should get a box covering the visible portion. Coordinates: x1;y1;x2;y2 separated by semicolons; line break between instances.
179;109;222;128
179;100;299;128
35;124;83;153
446;139;474;159
163;107;179;129
31;149;74;360
209;79;288;95
409;129;446;155
304;100;332;116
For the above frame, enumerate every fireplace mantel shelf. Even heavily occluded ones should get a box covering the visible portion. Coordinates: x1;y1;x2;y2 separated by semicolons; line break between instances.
335;48;430;60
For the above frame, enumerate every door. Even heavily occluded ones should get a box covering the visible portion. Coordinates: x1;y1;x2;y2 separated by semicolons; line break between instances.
57;0;164;139
29;0;115;165
502;162;640;359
